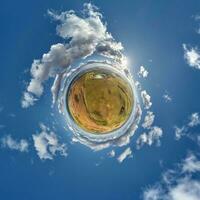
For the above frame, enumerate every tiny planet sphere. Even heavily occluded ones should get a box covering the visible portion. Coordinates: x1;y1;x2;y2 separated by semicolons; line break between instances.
67;69;134;134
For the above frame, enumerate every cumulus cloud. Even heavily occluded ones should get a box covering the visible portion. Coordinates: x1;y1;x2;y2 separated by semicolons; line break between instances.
32;124;67;160
143;153;200;200
1;135;29;152
21;92;37;108
142;111;155;129
22;3;127;108
141;90;152;109
138;66;149;78
117;147;132;163
136;126;163;149
188;112;200;127
183;44;200;70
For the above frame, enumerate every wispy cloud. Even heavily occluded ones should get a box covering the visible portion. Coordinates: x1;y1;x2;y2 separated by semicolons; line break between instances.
182;153;200;173
143;152;200;200
174;126;188;140
32;124;67;160
194;14;200;34
174;112;200;141
117;147;132;163
1;135;29;152
163;94;172;103
8;113;16;118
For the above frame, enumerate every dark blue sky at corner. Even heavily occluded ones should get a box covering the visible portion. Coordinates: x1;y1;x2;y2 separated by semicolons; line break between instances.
0;0;200;200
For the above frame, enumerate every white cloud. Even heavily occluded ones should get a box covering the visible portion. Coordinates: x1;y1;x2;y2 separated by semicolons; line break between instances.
182;153;200;173
142;111;155;129
32;124;67;160
174;126;187;140
135;81;142;91
27;77;44;97
138;66;149;78
169;178;200;200
51;73;64;104
143;153;200;200
22;3;127;108
144;178;200;200
137;126;163;148
143;187;163;200
188;113;200;127
108;150;115;157
163;94;172;102
141;90;152;109
183;44;200;70
21;92;37;108
174;124;200;143
117;147;132;163
1;135;29;152
174;112;200;141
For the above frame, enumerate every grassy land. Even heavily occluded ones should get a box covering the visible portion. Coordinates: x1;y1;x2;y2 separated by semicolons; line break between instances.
68;70;134;134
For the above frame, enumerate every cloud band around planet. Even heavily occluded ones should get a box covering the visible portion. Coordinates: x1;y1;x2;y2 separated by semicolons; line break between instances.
56;61;141;150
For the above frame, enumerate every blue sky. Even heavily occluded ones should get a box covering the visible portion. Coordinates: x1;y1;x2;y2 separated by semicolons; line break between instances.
1;1;200;200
